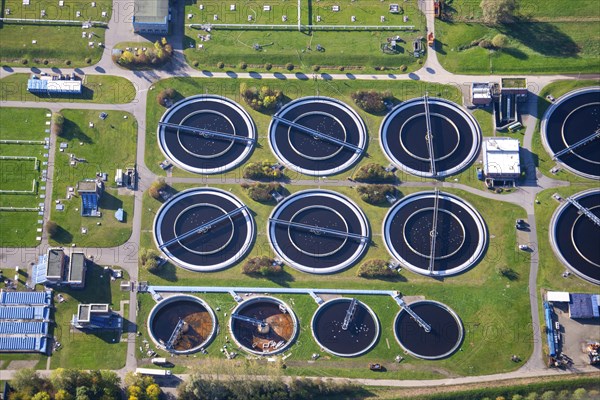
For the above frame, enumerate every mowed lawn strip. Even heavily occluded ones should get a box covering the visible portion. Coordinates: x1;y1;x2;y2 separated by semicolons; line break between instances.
183;0;426;73
435;0;600;74
0;74;137;104
49;265;129;369
49;109;137;247
0;107;50;247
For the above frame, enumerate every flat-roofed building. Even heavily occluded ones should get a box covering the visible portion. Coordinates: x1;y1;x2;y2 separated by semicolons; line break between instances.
133;0;169;34
71;303;122;330
483;137;521;184
27;75;82;95
471;83;493;106
68;252;87;288
46;248;66;283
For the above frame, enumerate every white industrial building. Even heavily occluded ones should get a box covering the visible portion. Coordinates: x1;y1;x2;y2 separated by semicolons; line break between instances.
482;137;521;185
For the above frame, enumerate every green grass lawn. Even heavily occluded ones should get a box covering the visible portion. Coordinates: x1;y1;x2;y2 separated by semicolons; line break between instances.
435;0;600;74
0;24;106;68
0;0;111;67
472;108;494;137
0;107;50;247
145;77;461;179
137;181;532;378
0;74;137;104
532;79;600;183
49;109;137;247
183;0;426;73
50;264;129;369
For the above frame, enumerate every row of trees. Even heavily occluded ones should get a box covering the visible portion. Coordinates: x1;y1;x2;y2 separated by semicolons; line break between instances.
178;373;363;400
356;184;396;205
242;256;283;276
352;163;396;183
240;182;283;202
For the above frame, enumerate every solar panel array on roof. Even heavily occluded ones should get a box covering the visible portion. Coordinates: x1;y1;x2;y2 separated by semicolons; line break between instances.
0;336;47;353
0;290;52;306
0;322;48;335
0;306;48;320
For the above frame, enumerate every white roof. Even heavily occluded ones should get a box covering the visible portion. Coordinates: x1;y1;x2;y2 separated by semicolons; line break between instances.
547;291;570;302
483;138;520;176
485;137;520;152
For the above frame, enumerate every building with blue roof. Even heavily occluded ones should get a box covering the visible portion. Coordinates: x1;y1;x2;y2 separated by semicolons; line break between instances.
0;306;49;321
0;336;47;353
570;293;600;319
0;290;52;306
0;321;49;335
27;75;82;95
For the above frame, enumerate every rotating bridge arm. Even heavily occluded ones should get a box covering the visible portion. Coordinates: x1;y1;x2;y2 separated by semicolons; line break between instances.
160;121;256;144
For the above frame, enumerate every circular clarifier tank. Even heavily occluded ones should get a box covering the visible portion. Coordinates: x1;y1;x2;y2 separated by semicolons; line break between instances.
383;190;487;277
268;189;370;274
541;87;600;180
394;300;463;360
158;95;256;174
311;298;379;357
269;96;367;176
148;295;217;354
153;187;254;272
550;188;600;285
229;297;298;356
380;97;481;178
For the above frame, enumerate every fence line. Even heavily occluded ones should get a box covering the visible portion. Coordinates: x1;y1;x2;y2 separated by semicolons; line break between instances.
0;140;45;145
0;17;108;27
190;23;415;31
0;179;38;195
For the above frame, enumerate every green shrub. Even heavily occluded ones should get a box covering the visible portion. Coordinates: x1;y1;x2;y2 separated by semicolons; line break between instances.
264;63;272;70
492;33;509;48
65;60;71;65
148;179;167;200
242;182;282;202
239;61;247;70
400;64;408;72
352;163;396;183
85;57;92;64
217;61;225;69
192;60;199;67
350;90;393;113
312;65;320;72
356;184;395;205
285;63;294;71
156;88;178;107
357;259;396;278
43;59;49;65
243;161;284;180
242;256;282;276
239;83;283;112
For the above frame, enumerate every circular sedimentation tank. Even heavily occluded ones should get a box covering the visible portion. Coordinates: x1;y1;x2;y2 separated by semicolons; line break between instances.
383;190;487;277
550;188;600;285
380;97;481;178
311;298;379;357
269;96;367;176
394;300;463;360
157;95;256;174
229;297;298;356
541;87;600;180
268;189;369;274
153;187;254;272
148;295;217;354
